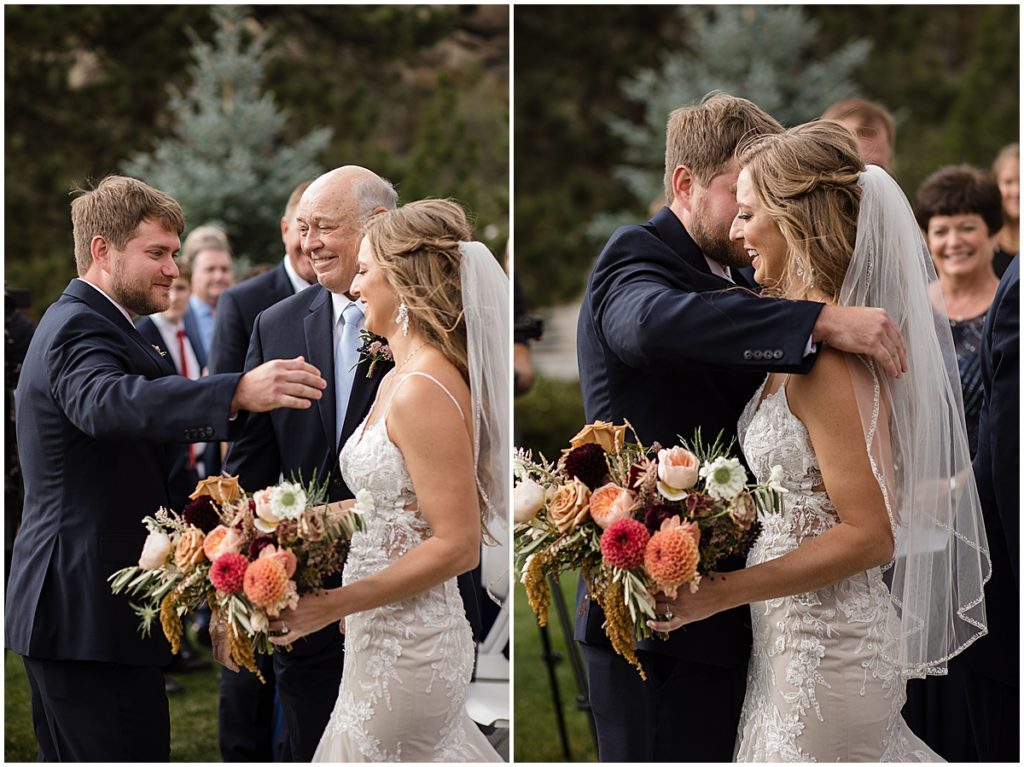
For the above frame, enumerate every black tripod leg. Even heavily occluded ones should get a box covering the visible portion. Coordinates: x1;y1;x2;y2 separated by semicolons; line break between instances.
549;575;599;749
537;623;573;760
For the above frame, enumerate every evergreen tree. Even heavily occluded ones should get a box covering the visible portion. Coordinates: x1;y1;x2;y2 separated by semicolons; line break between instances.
592;6;871;235
125;5;332;263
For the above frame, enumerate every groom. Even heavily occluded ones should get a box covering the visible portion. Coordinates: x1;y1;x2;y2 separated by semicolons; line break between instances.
5;175;327;762
575;93;907;762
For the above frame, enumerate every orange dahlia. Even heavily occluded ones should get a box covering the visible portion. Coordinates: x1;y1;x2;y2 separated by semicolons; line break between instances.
644;526;700;597
243;557;289;608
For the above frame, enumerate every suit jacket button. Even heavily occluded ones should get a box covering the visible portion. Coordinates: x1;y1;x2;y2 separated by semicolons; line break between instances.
204;427;213;438
332;476;342;488
774;350;784;359
752;350;762;360
743;350;752;360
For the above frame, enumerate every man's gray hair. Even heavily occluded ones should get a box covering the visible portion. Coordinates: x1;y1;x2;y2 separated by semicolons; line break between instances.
355;175;398;219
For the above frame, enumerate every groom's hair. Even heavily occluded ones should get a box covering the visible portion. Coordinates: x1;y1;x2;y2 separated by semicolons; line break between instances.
663;92;783;202
70;175;185;276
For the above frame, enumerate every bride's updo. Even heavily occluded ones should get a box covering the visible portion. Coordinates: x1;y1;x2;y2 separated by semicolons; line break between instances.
363;199;473;381
737;121;866;301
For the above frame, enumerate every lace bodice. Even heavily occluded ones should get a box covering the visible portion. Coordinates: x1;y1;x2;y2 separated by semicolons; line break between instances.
317;372;499;763
733;376;937;762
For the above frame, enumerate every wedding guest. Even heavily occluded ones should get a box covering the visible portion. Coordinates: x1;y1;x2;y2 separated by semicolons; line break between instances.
5;175;327;762
182;224;233;477
207;179;316;763
916;165;1002;456
992;143;1019;276
821;97;896;171
182;224;234;359
963;256;1018;761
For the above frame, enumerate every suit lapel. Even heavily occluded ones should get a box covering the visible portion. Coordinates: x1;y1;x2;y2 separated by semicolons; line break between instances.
650;207;745;291
65;280;175;377
340;356;390;452
303;287;337;452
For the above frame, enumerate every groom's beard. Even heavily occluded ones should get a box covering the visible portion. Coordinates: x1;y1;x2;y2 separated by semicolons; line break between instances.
690;211;750;272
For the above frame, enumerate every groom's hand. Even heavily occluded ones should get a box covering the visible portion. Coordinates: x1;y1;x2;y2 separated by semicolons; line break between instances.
813;305;907;378
230;356;327;414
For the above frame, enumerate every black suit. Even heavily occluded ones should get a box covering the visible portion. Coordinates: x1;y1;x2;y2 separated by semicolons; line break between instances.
208;261;297;762
959;256;1018;760
135;316;202;511
224;284;387;761
6;278;243;761
209;261;295;377
575;207;822;761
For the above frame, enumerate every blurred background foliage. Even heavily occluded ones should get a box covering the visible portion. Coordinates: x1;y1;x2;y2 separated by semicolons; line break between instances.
515;4;1020;309
5;4;509;321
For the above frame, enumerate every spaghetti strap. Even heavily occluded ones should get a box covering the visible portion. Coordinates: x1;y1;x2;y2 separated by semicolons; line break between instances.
381;371;465;421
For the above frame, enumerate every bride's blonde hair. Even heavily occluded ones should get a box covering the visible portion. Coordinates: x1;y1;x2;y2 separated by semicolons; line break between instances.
363;199;473;381
737;121;865;301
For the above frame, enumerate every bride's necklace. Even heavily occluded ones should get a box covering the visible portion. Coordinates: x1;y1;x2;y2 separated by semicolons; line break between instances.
394;341;429;373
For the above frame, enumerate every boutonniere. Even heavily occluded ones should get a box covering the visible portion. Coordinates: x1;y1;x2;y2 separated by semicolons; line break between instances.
151;344;168;358
355;330;392;378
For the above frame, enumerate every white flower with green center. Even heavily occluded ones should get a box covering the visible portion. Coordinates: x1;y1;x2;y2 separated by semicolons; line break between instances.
700;456;748;501
270;482;307;521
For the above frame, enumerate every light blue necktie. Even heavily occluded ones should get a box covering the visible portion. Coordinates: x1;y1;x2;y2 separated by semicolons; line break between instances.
335;302;361;450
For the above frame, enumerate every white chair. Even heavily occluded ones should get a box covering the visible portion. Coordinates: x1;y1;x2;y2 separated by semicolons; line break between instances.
467;519;510;759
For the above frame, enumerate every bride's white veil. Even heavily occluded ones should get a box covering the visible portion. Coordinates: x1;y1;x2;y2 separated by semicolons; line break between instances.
843;165;991;678
459;240;510;540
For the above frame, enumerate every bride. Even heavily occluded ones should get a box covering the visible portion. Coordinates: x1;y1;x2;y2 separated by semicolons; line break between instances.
650;122;990;761
269;199;506;762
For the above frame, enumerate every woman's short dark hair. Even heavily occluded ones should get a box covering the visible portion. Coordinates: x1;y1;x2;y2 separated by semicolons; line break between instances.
914;165;1004;234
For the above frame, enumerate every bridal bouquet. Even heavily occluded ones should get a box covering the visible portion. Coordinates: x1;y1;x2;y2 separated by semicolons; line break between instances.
109;474;367;681
514;421;785;679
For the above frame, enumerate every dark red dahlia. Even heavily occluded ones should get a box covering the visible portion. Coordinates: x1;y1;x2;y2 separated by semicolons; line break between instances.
248;535;276;560
563;443;608;489
644;504;679;533
182;496;220;533
600;518;651;570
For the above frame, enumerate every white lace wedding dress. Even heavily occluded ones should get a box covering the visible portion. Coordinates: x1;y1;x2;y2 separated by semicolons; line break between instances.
732;377;940;762
313;372;502;762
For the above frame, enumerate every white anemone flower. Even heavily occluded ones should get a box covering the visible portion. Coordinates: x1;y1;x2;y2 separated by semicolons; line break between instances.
270;482;307;521
699;456;748;501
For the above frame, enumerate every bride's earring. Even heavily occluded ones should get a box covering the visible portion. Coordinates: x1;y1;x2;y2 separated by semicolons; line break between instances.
795;259;815;289
396;301;410;337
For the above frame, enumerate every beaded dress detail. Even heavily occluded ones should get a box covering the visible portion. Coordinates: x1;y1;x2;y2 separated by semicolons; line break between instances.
731;377;940;763
313;372;501;763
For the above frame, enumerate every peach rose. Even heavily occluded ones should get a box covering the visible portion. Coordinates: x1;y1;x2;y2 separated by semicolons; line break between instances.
190;474;244;505
547;477;592;532
514;478;547;524
253;488;283;534
174;528;206;573
657;447;700;496
569;421;627;455
203;525;244;560
589;483;637;529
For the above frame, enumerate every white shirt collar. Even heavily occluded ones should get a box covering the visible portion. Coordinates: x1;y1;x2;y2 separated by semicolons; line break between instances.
76;277;134;324
704;256;734;283
282;255;312;295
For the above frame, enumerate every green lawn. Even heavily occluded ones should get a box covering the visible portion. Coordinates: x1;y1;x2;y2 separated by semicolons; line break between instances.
5;644;222;762
513;571;598;762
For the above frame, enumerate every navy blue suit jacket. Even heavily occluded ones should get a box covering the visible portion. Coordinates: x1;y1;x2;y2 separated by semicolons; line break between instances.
6;279;243;666
575;207;823;667
209;261;295;376
966;255;1019;680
